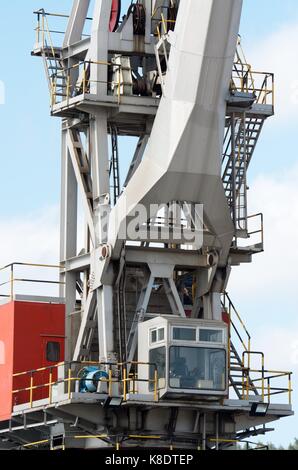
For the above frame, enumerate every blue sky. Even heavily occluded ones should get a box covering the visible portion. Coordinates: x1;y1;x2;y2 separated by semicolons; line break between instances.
0;0;297;447
0;0;297;216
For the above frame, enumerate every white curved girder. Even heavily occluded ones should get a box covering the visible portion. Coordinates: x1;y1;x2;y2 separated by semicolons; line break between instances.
108;0;242;266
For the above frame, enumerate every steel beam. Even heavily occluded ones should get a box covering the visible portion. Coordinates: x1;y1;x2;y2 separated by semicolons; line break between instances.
63;0;91;48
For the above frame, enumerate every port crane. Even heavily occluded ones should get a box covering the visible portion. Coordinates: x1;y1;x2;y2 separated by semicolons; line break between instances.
0;0;293;450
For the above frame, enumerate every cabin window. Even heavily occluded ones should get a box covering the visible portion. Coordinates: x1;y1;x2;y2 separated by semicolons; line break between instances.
199;329;223;343
172;327;196;341
150;327;165;345
46;341;60;362
149;347;166;391
169;346;226;391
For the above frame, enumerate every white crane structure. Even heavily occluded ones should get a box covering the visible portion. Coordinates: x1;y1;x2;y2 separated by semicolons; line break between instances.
0;0;293;450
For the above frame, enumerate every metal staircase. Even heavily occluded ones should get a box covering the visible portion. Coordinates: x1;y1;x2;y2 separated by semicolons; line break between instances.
229;341;259;399
221;37;274;233
34;10;67;104
222;114;264;230
229;341;246;398
223;293;259;399
43;47;66;104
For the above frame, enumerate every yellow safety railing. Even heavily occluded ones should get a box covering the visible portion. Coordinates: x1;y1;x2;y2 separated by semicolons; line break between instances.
209;437;269;450
0;262;63;301
222;292;251;356
33;11;123;108
50;59;124;108
222;292;292;405
22;433;272;450
22;432;166;450
230;70;274;107
34;9;92;46
240;350;292;404
12;360;159;410
231;38;274;107
151;4;177;38
155;16;176;39
23;439;51;449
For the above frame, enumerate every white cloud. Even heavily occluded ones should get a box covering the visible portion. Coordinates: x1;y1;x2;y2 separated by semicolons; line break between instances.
229;163;298;297
0;205;60;266
0;206;60;298
228;163;298;430
244;21;298;122
230;26;298;426
253;326;298;371
0;204;88;299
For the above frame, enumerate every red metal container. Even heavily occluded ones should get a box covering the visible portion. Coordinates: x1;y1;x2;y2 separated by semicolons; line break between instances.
0;301;65;421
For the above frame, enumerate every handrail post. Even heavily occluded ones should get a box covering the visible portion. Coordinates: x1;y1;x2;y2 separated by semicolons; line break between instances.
10;264;14;301
261;213;264;248
42;12;45;48
83;62;86;94
241;353;245;399
50;79;53;107
261;354;265;401
242;351;249;399
154;368;158;402
49;368;53;404
117;65;121;105
108;367;113;397
123;366;127;401
68;367;72;399
67;74;70;102
228;333;231;369
36;13;41;44
30;373;34;408
160;12;167;35
288;374;292;405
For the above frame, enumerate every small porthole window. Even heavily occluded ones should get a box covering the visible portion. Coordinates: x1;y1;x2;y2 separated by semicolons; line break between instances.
46;342;60;362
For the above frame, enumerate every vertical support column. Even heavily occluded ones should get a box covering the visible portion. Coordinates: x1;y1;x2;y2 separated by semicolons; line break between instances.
60;125;78;362
90;110;110;231
202;295;212;320
97;286;114;361
144;0;153;44
89;0;112;96
82;129;92;309
211;292;222;321
63;0;91;96
89;109;114;361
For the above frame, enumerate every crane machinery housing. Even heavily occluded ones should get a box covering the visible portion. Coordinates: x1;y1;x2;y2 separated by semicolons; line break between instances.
0;0;293;451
